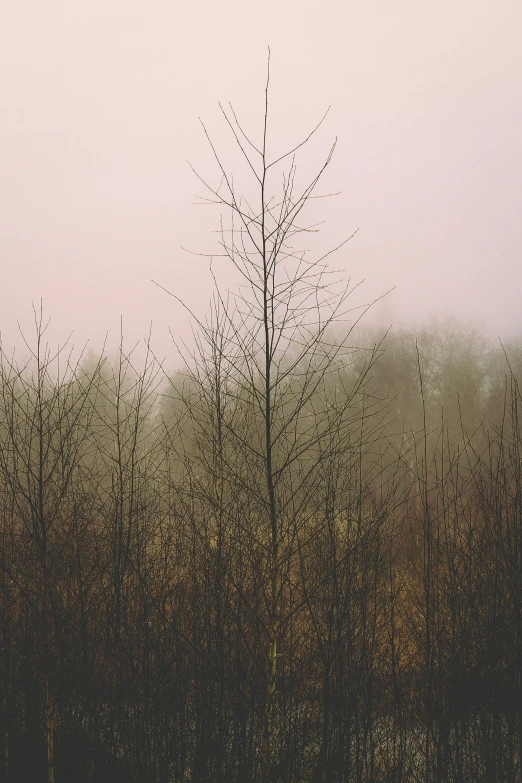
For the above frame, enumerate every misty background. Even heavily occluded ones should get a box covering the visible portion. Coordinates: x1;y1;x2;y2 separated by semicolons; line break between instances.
3;5;522;780
1;0;521;363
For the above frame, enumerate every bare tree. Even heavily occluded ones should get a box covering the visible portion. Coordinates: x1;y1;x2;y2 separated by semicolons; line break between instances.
156;51;385;781
0;306;104;783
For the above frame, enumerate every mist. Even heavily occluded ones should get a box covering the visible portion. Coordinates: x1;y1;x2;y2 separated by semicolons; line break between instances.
2;0;521;360
2;3;522;782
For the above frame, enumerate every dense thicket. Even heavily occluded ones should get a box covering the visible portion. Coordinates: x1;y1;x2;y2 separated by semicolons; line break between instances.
0;318;520;783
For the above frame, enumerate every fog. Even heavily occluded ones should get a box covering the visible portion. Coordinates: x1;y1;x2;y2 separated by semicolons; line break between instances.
3;6;522;778
2;0;521;360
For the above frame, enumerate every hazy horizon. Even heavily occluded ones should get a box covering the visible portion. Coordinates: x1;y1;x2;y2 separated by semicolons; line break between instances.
2;0;521;364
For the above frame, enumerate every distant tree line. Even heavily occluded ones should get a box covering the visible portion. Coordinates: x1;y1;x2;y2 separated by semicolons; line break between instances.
0;313;520;783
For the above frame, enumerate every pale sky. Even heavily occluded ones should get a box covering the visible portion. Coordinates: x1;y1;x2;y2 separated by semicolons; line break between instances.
1;0;521;365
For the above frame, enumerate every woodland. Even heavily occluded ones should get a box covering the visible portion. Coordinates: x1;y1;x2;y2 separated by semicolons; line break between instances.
1;72;521;783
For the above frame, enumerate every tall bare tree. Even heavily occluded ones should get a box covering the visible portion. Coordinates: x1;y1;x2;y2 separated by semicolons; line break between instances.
156;51;385;781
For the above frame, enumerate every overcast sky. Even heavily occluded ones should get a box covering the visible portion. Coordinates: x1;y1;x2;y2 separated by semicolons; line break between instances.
1;0;521;366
